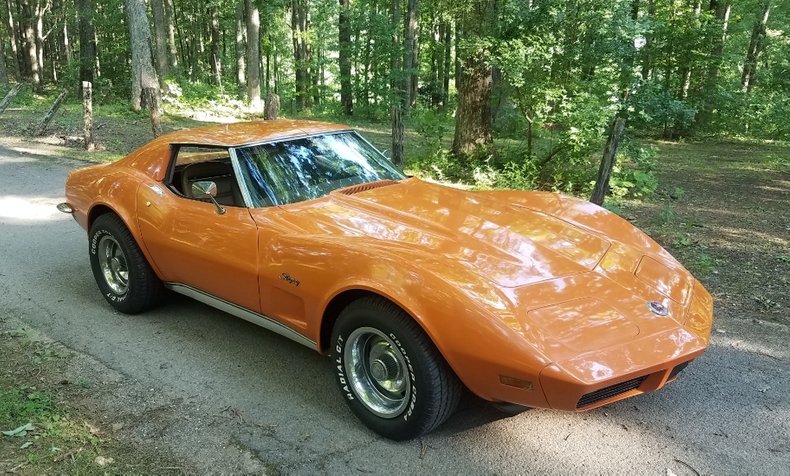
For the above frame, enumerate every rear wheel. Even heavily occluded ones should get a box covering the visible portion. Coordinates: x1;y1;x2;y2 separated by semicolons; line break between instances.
89;213;163;314
331;296;461;440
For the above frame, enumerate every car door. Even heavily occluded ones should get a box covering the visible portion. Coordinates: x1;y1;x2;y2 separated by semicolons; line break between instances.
136;145;260;312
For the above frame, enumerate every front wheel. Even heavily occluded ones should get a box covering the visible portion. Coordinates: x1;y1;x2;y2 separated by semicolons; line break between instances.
331;296;461;440
88;213;163;314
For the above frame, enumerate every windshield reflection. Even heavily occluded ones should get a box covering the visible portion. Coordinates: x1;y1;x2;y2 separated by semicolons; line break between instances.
235;132;405;207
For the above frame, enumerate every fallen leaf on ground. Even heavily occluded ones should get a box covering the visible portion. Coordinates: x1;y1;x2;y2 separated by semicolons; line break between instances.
2;423;35;437
95;456;114;467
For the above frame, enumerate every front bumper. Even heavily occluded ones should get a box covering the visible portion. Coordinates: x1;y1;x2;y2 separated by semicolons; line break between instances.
486;279;714;411
539;338;706;411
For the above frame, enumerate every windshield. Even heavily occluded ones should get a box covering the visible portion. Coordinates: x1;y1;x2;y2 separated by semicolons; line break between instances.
234;132;405;207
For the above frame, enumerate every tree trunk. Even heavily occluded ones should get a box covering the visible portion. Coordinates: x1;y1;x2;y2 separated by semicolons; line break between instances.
0;83;23;114
164;0;177;68
20;0;40;90
590;117;626;206
264;93;280;120
34;0;45;83
677;0;702;100
235;2;247;91
292;0;311;111
36;89;67;135
82;81;94;151
338;0;353;116
390;0;401;94
209;5;221;88
151;0;168;84
391;106;404;167
442;21;451;110
245;0;261;111
390;0;404;166
641;0;655;79
62;13;71;65
265;35;271;94
0;27;8;87
740;0;771;93
125;0;160;112
143;87;162;137
454;19;461;94
403;0;419;112
77;0;95;92
452;61;493;156
697;0;730;128
452;0;495;158
312;46;321;106
432;21;446;109
5;0;20;78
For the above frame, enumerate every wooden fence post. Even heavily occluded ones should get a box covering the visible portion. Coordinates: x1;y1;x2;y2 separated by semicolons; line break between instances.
83;81;95;151
0;83;23;115
35;89;68;136
590;116;626;206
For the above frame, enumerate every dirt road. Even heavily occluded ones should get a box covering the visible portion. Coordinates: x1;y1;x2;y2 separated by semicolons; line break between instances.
1;142;788;474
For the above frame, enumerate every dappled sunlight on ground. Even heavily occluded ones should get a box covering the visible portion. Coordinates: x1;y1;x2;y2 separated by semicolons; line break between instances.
0;195;67;222
715;226;789;247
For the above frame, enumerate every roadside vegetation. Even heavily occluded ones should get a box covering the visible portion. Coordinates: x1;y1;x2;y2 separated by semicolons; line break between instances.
0;324;187;474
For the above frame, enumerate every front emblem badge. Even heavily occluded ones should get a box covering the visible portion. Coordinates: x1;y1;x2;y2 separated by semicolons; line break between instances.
647;301;669;316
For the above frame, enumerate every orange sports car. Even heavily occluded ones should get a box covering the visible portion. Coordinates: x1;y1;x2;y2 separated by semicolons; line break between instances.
59;120;713;440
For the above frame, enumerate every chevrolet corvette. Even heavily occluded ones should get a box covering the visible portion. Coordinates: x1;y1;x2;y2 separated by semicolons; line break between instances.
58;120;713;440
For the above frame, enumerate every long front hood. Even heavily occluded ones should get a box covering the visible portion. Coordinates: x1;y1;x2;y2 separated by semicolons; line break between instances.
280;179;709;374
285;179;613;288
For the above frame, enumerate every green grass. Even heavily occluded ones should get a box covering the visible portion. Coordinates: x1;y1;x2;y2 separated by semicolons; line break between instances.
0;330;184;474
0;376;105;474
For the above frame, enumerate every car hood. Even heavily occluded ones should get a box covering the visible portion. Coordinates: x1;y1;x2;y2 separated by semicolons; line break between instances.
281;179;700;366
286;178;612;288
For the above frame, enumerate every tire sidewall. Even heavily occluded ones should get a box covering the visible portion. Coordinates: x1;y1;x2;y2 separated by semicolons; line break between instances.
331;305;434;440
89;218;131;306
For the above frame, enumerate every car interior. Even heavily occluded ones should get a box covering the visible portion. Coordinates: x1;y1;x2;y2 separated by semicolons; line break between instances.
169;148;244;207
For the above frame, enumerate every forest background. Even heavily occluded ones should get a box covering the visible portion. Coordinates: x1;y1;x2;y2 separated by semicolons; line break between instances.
0;0;788;200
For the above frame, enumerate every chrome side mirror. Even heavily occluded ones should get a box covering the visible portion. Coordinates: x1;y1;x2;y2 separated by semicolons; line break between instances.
191;180;225;215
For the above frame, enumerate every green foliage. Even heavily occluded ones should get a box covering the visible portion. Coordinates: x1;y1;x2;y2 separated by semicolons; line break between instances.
178;80;222;106
415;148;469;183
659;203;675;226
630;81;697;134
416;144;541;191
609;142;659;199
711;91;790;140
691;252;716;277
0;387;55;426
490;159;539;190
411;108;451;152
766;154;790;173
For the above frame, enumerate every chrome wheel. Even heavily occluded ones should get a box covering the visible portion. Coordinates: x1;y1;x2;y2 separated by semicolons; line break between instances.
97;235;128;295
345;327;411;418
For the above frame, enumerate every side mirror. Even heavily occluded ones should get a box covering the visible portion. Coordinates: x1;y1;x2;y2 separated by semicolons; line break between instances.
191;180;217;198
191;180;225;215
